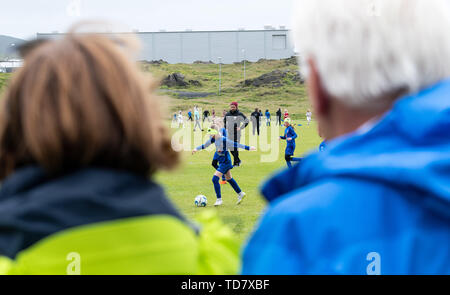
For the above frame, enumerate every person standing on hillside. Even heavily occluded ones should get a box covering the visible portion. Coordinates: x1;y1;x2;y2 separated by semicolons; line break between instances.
251;108;261;136
188;109;193;121
224;102;249;167
276;108;282;125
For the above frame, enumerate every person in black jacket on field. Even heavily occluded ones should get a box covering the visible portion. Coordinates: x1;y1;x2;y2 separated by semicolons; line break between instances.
224;102;249;167
203;109;210;123
251;108;261;136
276;108;282;126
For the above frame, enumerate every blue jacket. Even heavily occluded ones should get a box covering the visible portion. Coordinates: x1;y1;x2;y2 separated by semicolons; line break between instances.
243;80;450;274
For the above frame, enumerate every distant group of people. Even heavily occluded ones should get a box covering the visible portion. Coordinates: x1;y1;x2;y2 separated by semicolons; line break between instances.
173;107;220;131
174;105;312;138
175;103;311;170
250;108;313;136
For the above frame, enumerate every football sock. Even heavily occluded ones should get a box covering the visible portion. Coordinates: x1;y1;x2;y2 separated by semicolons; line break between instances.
291;157;303;162
286;160;292;168
227;178;242;194
212;175;221;199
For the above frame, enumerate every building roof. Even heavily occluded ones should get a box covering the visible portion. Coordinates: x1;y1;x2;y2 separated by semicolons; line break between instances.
37;28;291;36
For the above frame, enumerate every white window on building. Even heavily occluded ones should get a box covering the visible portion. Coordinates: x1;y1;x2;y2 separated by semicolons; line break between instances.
272;35;287;50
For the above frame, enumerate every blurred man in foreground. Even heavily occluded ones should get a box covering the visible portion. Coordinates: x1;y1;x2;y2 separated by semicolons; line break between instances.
243;0;450;274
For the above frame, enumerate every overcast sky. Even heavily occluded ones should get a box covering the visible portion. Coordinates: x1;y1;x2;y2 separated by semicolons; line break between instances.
0;0;294;40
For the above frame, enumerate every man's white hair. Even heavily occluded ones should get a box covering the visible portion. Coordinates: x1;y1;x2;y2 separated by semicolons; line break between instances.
293;0;450;109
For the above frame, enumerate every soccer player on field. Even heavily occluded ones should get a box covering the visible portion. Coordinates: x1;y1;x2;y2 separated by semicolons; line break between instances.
280;118;302;168
192;125;256;206
318;124;327;152
211;126;228;185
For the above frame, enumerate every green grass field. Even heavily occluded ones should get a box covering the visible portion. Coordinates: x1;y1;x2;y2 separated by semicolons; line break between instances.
156;119;322;243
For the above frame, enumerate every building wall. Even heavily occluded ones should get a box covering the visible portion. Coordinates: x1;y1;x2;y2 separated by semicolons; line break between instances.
0;59;23;72
37;29;295;64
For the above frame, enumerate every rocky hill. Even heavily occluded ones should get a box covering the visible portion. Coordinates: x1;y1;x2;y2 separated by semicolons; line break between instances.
141;57;310;118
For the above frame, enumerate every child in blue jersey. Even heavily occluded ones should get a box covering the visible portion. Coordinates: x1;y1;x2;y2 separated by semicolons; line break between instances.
193;125;256;206
280;118;302;168
211;127;228;184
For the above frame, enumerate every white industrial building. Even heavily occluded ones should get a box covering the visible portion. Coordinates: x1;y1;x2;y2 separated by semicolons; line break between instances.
37;27;295;64
0;59;23;73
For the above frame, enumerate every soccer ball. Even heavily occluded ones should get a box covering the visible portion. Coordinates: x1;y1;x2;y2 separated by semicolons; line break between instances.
194;195;208;207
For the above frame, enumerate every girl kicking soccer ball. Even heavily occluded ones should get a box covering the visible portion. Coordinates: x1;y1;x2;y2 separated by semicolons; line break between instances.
211;126;229;185
280;118;302;168
192;125;256;206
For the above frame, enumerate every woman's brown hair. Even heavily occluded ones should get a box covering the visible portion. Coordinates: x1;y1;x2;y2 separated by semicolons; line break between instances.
0;32;179;179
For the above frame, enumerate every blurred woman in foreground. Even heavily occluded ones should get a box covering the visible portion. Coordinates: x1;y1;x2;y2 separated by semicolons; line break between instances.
0;30;238;275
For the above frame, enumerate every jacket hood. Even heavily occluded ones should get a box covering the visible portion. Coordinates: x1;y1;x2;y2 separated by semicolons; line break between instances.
263;79;450;217
0;166;186;258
